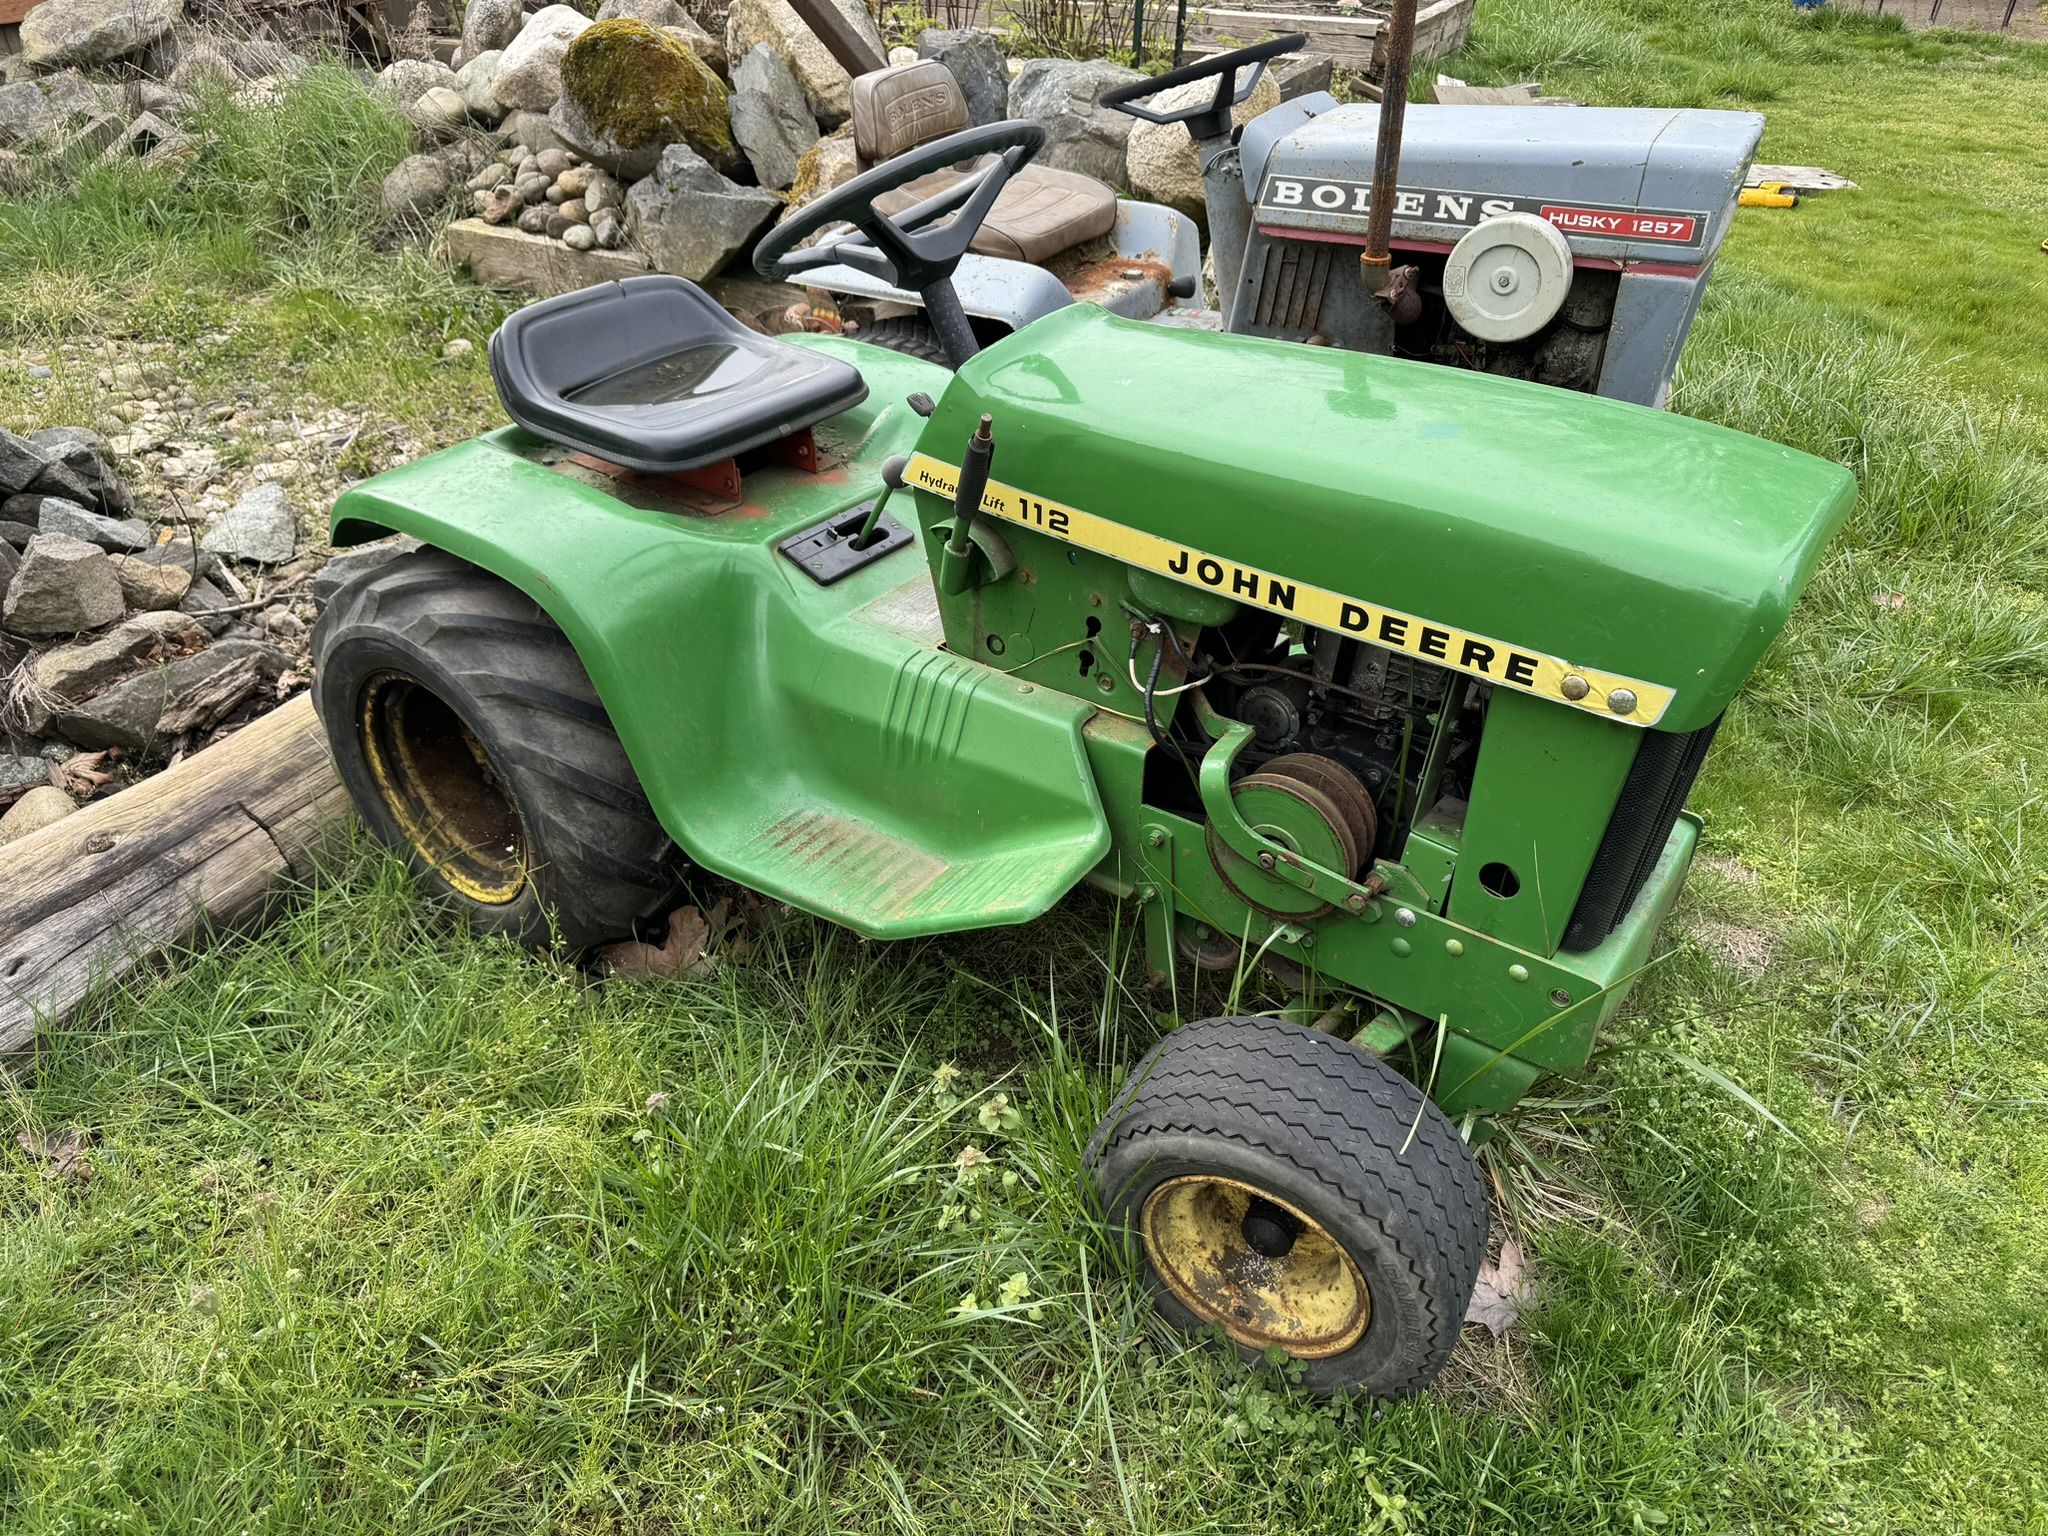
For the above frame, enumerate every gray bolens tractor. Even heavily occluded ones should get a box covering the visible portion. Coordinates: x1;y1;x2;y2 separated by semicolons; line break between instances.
801;35;1761;406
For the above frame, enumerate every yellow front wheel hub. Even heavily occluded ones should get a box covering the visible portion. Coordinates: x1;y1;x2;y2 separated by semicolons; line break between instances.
1141;1175;1371;1358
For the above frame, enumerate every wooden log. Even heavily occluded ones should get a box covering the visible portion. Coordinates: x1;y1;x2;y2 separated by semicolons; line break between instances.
0;694;351;1054
444;218;652;299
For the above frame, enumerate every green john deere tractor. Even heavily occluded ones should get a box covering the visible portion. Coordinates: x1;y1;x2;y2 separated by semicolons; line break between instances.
312;117;1854;1398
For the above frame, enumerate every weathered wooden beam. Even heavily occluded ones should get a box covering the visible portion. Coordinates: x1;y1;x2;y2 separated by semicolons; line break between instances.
444;218;652;299
0;693;351;1055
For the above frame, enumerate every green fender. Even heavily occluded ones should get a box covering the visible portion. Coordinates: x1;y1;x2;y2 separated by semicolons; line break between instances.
329;338;1113;938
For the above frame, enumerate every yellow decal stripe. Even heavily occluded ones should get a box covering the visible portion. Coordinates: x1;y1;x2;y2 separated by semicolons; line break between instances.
904;452;1675;727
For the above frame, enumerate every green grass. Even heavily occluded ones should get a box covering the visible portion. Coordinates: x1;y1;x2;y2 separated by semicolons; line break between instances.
5;4;2048;1532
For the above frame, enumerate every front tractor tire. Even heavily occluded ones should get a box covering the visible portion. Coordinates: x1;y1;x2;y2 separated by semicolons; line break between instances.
1088;1017;1488;1399
313;549;682;955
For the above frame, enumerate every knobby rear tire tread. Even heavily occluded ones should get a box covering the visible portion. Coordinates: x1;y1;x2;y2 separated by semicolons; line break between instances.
313;548;681;954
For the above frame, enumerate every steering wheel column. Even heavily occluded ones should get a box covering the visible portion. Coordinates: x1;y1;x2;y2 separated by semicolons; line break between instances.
754;121;1048;368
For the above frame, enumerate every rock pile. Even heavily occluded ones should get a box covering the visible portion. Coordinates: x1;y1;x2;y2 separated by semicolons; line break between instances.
0;424;316;844
468;142;629;252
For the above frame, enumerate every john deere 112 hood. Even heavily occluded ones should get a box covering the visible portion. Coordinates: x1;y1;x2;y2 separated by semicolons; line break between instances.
1241;104;1765;267
911;306;1853;736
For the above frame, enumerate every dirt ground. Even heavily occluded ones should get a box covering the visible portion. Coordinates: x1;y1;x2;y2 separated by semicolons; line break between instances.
1833;0;2047;39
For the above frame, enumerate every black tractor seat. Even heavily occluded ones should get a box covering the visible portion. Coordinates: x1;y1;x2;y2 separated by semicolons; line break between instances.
489;276;869;474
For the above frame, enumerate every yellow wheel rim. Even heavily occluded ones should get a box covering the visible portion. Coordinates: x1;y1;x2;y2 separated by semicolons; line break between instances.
359;672;527;905
1141;1175;1371;1358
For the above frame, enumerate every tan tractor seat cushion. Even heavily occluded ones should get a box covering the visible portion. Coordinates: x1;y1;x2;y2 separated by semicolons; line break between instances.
873;159;1119;266
851;60;969;165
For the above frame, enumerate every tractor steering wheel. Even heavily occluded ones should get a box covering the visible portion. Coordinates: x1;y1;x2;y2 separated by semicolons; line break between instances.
1100;34;1306;143
753;120;1046;294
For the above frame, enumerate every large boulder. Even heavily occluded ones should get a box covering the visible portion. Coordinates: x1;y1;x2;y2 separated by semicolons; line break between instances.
779;121;855;221
56;640;285;752
494;4;593;113
20;0;178;69
626;142;780;281
729;44;815;191
454;49;507;121
381;152;456;224
1126;68;1281;218
916;28;1006;127
1008;58;1141;185
202;483;298;565
726;0;882;129
461;0;523;60
2;533;124;637
550;19;736;180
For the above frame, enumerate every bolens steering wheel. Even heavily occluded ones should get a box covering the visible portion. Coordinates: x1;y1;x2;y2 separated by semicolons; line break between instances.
753;120;1047;366
1100;34;1306;144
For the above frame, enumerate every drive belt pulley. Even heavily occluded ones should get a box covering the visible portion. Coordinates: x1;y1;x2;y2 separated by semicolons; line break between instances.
1205;753;1378;918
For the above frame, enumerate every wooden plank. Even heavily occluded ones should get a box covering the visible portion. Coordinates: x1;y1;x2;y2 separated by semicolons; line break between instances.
1747;163;1859;192
444;218;652;299
0;694;352;1055
0;0;40;30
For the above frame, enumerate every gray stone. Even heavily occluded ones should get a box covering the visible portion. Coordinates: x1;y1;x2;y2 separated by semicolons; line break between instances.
311;537;422;606
0;751;48;802
495;4;592;112
462;0;523;61
516;203;551;234
178;574;234;636
563;222;597;251
455;48;507;121
501;108;567;155
1127;68;1281;217
589;206;624;248
0;540;16;604
56;640;282;751
108;552;191;610
917;28;1007;127
0;521;33;550
407;86;472;146
660;16;728;78
378;57;459;108
0;786;75;848
730;44;815;191
33;497;149;553
779;121;855;221
130;538;226;583
725;0;881;128
167;38;239;92
2;493;46;526
584;169;623;213
29;609;205;700
625;142;781;283
201;483;297;565
381;152;455;224
21;0;178;69
0;428;45;495
2;533;125;637
0;70;120;151
1008;58;1141;185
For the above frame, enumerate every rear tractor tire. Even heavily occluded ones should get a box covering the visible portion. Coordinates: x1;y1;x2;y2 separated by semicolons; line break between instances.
1088;1016;1488;1399
854;315;953;368
312;549;682;955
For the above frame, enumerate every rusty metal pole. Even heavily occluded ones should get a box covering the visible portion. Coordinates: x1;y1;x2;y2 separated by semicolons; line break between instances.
1359;0;1420;293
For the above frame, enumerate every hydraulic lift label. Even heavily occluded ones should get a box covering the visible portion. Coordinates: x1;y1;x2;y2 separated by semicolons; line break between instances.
1256;176;1706;246
903;453;1675;726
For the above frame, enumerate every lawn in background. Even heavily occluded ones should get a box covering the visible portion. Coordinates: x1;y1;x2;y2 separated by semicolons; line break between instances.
5;3;2048;1532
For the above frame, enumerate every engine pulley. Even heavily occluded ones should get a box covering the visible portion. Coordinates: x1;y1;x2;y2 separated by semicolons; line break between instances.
1443;213;1574;343
1206;755;1373;919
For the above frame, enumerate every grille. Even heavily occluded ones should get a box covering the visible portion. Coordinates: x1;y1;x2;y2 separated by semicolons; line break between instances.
1252;239;1334;334
1560;715;1722;952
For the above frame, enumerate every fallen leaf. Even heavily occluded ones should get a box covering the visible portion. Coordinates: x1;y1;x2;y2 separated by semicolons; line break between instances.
600;906;711;981
275;669;305;701
16;1127;92;1184
1874;590;1908;612
1464;1236;1531;1337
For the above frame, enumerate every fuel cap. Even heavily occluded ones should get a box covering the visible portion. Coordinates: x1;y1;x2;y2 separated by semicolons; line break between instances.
1442;213;1574;343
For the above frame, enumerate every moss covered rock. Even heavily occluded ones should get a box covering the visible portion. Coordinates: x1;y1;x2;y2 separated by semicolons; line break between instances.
549;18;737;180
